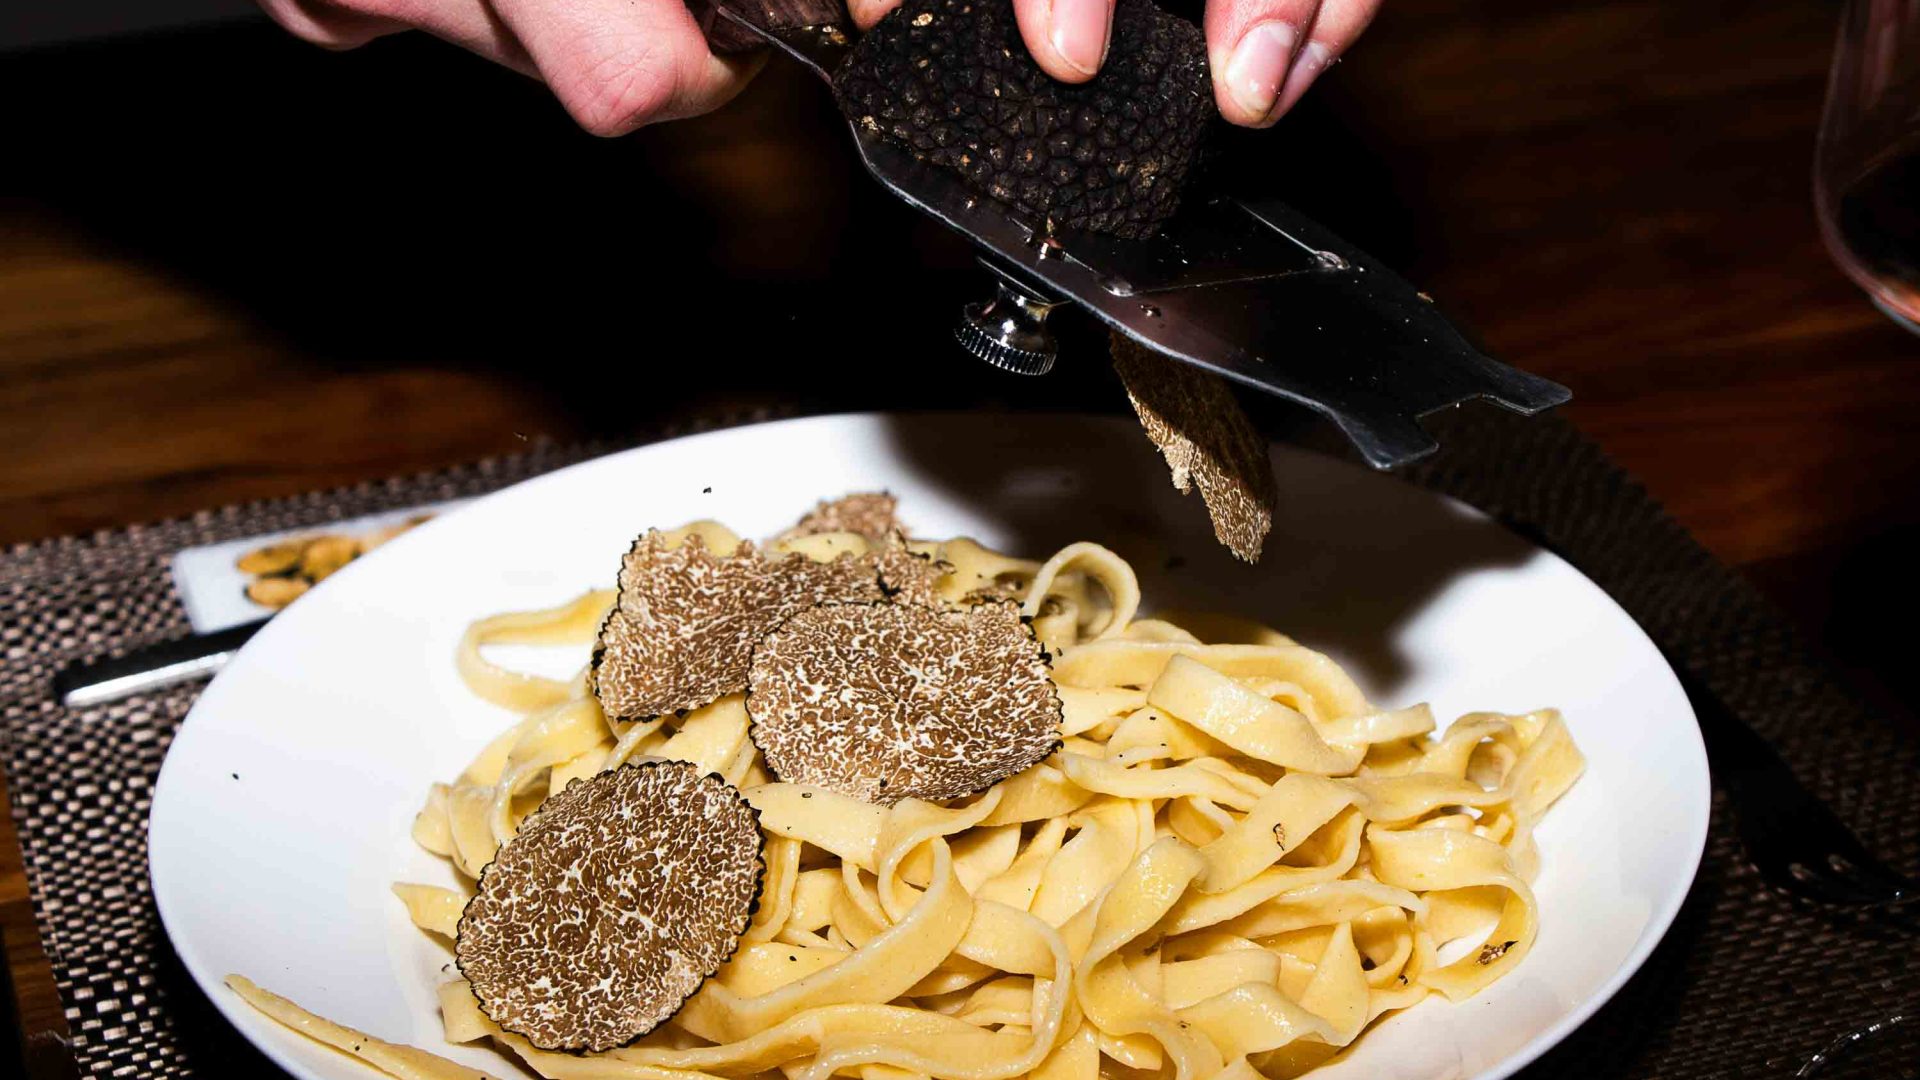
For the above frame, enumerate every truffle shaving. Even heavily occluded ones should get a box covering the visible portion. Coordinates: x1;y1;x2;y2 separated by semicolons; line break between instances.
776;492;949;606
592;533;887;720
1112;333;1277;562
455;761;763;1052
747;600;1063;805
873;544;949;608
778;492;903;544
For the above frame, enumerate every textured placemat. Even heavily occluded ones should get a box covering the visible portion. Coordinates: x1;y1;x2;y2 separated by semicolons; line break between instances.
1;407;1915;1079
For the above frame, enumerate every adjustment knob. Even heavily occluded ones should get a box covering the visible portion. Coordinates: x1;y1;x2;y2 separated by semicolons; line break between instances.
954;272;1061;376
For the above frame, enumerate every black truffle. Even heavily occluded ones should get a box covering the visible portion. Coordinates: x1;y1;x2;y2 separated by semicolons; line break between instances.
777;492;903;545
835;0;1211;239
746;599;1063;805
455;761;763;1052
1111;332;1277;562
590;532;889;722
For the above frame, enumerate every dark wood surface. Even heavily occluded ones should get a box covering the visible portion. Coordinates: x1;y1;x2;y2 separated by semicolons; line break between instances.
3;1;1918;1072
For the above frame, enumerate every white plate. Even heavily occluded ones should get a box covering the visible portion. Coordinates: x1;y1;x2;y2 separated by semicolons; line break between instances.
149;412;1709;1080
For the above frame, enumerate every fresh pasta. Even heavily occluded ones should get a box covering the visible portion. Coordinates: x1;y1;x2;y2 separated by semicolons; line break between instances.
234;509;1584;1080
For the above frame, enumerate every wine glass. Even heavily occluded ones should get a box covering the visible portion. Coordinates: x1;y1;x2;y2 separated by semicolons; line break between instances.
1815;0;1920;331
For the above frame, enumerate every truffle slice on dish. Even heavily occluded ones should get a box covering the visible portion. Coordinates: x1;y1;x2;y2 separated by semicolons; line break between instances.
777;491;904;545
591;532;887;722
774;492;949;606
454;761;763;1052
747;600;1063;805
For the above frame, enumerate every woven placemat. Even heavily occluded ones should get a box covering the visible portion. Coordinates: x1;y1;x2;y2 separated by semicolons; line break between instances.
1;408;1914;1078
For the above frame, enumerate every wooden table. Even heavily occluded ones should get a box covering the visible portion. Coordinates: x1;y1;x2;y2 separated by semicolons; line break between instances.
3;1;1916;1073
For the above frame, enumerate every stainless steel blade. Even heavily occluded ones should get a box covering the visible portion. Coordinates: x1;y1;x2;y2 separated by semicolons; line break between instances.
718;4;1570;469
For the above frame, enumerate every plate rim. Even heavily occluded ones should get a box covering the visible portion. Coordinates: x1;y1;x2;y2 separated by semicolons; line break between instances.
149;409;1711;1080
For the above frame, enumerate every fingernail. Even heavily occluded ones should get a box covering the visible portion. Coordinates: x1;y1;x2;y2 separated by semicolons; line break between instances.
1223;21;1298;121
1277;40;1333;113
1049;0;1113;77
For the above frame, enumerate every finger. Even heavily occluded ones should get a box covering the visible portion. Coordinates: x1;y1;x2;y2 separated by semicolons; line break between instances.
489;0;764;134
847;0;904;30
1012;0;1116;83
257;0;406;50
318;0;538;75
1271;0;1381;119
382;0;536;76
1205;0;1319;127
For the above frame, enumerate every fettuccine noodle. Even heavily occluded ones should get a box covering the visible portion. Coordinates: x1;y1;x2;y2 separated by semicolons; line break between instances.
237;524;1584;1080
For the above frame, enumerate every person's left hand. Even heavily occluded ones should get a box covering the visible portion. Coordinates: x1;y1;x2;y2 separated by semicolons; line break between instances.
848;0;1382;127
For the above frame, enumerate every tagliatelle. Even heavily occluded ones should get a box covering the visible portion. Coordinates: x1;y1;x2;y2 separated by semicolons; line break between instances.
234;524;1585;1080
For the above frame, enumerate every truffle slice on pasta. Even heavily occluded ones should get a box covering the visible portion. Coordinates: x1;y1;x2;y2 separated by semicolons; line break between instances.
872;545;950;608
455;761;763;1052
1111;333;1278;563
778;491;904;544
590;532;887;721
746;600;1063;805
777;492;947;605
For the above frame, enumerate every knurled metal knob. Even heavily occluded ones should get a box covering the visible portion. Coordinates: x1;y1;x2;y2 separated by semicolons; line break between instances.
955;275;1061;376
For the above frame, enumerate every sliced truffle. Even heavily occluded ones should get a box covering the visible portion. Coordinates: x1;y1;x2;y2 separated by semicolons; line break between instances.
747;600;1062;804
778;492;951;605
455;761;763;1052
834;0;1212;239
873;544;949;608
591;533;887;721
778;492;903;544
1112;332;1277;562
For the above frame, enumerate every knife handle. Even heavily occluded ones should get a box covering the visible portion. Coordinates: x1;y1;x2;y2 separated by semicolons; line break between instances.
52;620;267;710
690;0;848;53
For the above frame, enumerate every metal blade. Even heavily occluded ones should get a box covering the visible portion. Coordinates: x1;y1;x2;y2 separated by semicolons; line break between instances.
715;7;851;79
850;133;1567;467
718;6;1570;468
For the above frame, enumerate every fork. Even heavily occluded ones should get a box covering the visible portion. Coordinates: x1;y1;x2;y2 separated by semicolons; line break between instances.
1674;662;1918;908
1796;1010;1915;1077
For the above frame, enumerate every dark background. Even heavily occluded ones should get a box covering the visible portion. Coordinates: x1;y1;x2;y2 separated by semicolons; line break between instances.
3;0;1919;1071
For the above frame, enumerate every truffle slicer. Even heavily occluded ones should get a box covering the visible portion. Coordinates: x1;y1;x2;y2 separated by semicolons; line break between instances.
691;0;1571;469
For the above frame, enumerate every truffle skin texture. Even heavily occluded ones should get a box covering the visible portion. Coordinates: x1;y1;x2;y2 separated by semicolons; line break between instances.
835;0;1211;239
778;492;903;544
747;600;1063;805
592;533;887;721
455;761;764;1052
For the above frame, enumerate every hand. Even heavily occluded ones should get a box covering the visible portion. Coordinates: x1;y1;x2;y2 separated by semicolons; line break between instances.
255;0;767;135
258;0;1377;134
850;0;1382;126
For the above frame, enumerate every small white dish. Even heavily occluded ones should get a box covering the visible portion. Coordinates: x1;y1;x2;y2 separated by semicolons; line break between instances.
149;412;1709;1080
